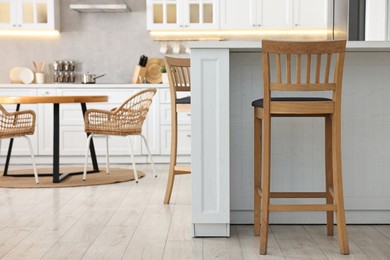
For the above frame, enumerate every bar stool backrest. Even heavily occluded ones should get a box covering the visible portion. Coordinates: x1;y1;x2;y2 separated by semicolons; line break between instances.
261;40;347;107
165;56;191;94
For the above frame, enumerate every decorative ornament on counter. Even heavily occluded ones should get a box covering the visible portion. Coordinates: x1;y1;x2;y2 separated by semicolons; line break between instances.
9;67;34;84
145;58;163;84
53;60;76;83
32;60;45;84
160;64;169;84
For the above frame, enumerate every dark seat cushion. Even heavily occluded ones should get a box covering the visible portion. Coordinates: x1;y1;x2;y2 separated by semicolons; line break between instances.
251;97;332;107
177;96;191;104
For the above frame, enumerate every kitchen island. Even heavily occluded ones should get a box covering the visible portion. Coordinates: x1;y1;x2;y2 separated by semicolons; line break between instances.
190;41;390;237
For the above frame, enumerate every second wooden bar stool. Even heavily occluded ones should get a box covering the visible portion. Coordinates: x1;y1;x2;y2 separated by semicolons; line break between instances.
252;40;349;255
164;56;191;204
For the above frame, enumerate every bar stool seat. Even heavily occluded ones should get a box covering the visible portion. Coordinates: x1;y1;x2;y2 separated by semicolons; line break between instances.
252;97;332;107
176;96;191;104
253;40;349;255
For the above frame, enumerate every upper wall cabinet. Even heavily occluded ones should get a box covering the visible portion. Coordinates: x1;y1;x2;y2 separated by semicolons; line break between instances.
221;0;331;30
221;0;292;29
147;0;219;30
0;0;60;30
294;0;332;29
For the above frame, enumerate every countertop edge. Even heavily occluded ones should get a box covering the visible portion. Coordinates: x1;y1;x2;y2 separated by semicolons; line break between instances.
188;41;390;51
0;83;169;88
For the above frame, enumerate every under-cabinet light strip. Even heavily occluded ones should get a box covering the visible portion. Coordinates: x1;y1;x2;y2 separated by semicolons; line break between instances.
150;29;331;37
0;30;60;37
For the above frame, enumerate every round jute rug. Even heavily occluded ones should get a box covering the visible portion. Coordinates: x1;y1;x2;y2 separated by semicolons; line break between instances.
0;167;144;188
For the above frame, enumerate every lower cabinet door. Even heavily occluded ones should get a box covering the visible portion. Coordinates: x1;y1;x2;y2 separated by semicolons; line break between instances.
59;126;142;156
160;124;191;155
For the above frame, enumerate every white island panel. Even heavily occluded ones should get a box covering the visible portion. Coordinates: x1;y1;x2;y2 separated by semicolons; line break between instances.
191;49;230;236
190;41;390;237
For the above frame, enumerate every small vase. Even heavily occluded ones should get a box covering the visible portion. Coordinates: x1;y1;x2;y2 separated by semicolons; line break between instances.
161;73;169;84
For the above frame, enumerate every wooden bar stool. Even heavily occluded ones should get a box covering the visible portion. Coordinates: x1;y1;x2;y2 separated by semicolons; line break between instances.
252;40;349;255
164;57;191;204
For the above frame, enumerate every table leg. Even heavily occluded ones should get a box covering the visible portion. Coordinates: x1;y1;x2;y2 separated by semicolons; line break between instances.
53;103;60;183
81;103;99;172
3;104;20;176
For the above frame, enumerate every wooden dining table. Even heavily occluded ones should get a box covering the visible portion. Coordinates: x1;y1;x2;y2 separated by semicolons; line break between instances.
0;95;108;183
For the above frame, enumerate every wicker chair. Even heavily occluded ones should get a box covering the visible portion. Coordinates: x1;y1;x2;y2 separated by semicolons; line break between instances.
0;105;38;184
83;88;157;183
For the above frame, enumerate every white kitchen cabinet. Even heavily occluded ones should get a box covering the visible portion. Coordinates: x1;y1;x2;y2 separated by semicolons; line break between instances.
220;0;331;30
221;0;292;30
159;88;192;158
147;0;219;30
0;0;59;31
293;0;332;29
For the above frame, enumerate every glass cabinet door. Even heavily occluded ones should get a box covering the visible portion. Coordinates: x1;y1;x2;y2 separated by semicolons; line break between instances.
16;0;53;29
185;0;218;29
0;0;16;29
147;0;219;30
147;0;181;30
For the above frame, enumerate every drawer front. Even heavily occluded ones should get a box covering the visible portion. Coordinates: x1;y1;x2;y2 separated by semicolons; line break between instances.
160;125;191;155
160;104;191;125
159;89;191;104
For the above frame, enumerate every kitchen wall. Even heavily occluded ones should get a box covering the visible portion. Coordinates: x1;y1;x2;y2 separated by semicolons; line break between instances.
0;0;161;84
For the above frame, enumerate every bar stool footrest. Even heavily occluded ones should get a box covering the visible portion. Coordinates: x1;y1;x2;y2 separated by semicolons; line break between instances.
269;204;337;212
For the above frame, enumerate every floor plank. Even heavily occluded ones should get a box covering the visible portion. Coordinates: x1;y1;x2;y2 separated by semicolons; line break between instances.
271;225;327;259
82;226;137;260
347;225;390;259
163;240;203;260
203;226;245;260
237;225;285;259
303;225;368;259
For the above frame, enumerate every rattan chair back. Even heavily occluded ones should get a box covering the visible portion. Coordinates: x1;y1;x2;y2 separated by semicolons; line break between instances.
0;105;36;139
84;88;157;136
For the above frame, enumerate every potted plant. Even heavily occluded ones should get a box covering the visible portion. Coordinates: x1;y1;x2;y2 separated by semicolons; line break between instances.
160;64;169;84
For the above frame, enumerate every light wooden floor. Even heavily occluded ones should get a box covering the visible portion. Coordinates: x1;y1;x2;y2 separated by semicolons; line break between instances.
0;164;389;259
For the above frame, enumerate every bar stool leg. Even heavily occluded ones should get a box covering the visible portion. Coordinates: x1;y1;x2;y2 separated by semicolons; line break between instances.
254;110;262;236
332;115;349;255
325;116;334;236
164;110;178;204
260;115;271;255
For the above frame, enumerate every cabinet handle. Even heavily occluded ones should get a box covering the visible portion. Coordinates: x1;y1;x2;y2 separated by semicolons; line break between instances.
187;134;191;138
13;24;16;27
187;113;191;116
185;25;189;28
18;24;21;27
257;24;261;27
295;24;300;27
253;24;256;27
45;91;50;95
